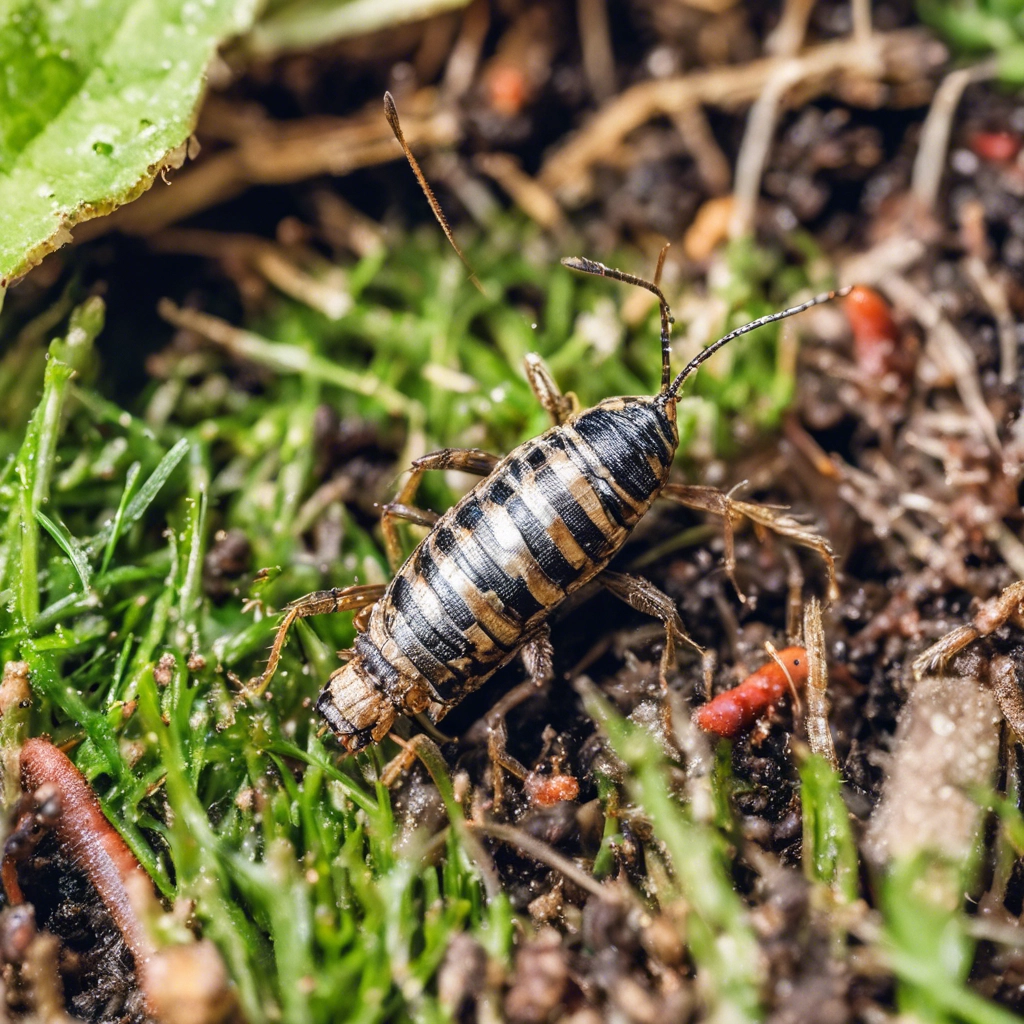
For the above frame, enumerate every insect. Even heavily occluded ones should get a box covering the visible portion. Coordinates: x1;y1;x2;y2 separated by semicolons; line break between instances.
248;92;843;753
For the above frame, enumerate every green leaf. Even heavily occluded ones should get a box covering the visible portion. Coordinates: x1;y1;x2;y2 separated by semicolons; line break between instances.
247;0;472;56
0;0;258;287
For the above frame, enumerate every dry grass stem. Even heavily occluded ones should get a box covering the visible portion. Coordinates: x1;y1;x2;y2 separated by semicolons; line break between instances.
836;458;970;587
83;92;459;239
577;0;616;103
154;229;352;319
910;60;997;215
851;0;874;42
912;581;1024;679
990;524;1024;581
469;820;611;900
729;61;808;238
539;29;933;198
310;191;386;258
765;0;817;57
442;0;489;99
669;105;732;195
803;597;838;768
879;275;1001;453
157;299;410;416
962;255;1019;386
840;235;927;288
473;153;570;233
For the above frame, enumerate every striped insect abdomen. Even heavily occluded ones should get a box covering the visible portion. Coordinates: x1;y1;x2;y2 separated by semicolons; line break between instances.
318;394;678;745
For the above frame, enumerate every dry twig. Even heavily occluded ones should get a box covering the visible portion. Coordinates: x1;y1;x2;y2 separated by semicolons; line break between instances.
803;597;838;768
539;29;936;199
910;60;998;215
80;91;459;239
577;0;616;103
879;275;1001;454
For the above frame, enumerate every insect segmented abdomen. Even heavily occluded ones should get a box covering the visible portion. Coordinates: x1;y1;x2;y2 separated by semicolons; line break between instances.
316;395;679;748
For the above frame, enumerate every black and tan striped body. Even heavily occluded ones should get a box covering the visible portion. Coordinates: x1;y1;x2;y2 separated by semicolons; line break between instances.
316;394;679;749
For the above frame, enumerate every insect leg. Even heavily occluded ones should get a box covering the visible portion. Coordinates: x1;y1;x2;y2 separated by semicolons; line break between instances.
912;579;1024;679
484;677;543;810
660;483;838;602
381;447;499;569
524;354;577;426
245;583;386;699
521;623;555;687
598;570;701;687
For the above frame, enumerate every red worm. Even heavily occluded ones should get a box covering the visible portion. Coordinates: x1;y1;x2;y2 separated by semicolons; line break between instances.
14;738;158;968
693;647;809;738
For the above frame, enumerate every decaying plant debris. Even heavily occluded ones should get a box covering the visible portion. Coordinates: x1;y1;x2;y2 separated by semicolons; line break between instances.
2;0;1024;1021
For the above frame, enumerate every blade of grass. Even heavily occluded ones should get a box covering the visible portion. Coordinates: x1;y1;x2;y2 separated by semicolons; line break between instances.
799;752;858;902
6;355;75;625
100;460;141;573
117;437;189;535
35;510;92;592
136;663;273;1024
882;853;1016;1024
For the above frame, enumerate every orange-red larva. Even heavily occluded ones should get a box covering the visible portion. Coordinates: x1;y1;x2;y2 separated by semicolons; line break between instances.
524;772;580;807
844;285;899;379
969;131;1021;164
693;647;809;738
485;63;529;116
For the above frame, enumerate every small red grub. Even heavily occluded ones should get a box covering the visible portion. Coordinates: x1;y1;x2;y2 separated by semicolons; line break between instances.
844;285;900;379
694;647;809;738
524;772;580;807
969;131;1021;164
486;64;529;116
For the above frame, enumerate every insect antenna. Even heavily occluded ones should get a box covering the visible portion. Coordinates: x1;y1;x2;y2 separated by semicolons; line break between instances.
664;285;852;400
384;91;484;295
563;253;851;401
561;255;674;391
